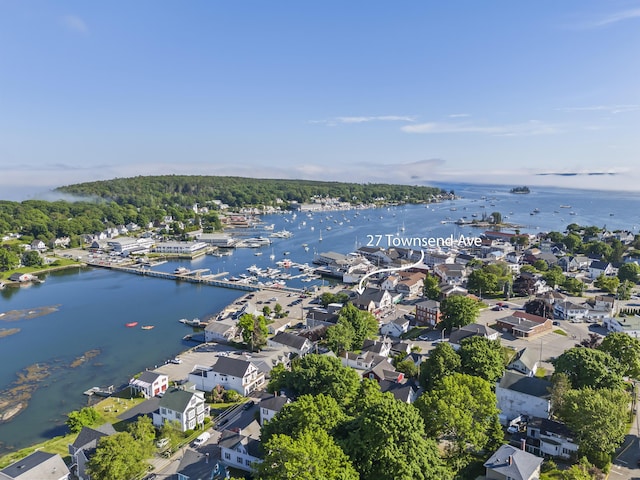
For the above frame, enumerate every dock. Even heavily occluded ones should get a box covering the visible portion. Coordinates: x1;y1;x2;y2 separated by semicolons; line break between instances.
86;261;303;294
83;385;115;397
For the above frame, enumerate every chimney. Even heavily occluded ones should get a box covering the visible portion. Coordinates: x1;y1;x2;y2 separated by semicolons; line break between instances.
508;455;513;465
520;438;526;451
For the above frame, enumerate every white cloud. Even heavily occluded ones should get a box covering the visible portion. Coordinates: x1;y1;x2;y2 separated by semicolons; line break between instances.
448;113;471;118
61;15;89;34
311;115;416;126
402;120;561;136
557;104;640;114
587;8;640;28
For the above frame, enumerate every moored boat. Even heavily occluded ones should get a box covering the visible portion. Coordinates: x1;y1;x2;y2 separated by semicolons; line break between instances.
125;322;138;327
141;325;155;330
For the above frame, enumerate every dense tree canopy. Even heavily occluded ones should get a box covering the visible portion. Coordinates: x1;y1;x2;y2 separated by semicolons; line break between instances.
458;336;505;383
439;296;480;333
598;332;640;379
87;432;148;480
238;313;268;351
419;342;461;391
553;347;623;390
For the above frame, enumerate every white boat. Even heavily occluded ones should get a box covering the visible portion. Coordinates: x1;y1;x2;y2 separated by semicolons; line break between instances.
174;267;189;275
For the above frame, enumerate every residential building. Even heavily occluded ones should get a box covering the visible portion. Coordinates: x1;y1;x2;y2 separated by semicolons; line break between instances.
553;301;589;322
0;451;70;480
353;288;393;314
259;394;290;426
594;295;616;316
433;263;467;285
219;424;262;473
496;372;551;425
380;317;410;337
188;357;265;396
449;323;499;349
484;444;543;480
129;371;169;398
362;337;393;357
204;320;238;342
266;332;314;356
415;299;441;326
396;272;425;296
68;424;116;480
508;348;540;377
603;316;640;338
170;450;229;480
525;417;578;460
589;260;614;279
152;387;207;432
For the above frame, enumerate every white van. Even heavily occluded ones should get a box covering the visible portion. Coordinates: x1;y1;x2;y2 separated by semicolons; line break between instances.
193;431;211;447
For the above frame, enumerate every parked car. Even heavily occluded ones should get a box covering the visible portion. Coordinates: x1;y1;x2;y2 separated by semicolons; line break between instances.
506;425;519;434
243;400;255;411
193;432;211;447
156;437;169;449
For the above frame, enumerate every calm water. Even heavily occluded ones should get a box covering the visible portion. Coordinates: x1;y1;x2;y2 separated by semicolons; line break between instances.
1;183;640;452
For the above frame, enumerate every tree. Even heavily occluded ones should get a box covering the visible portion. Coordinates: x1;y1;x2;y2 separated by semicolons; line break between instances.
66;407;101;433
87;432;148;480
467;269;498;296
336;304;378;350
489;211;502;224
562;233;582;253
326;320;355;355
579;332;602;349
419;342;461;391
549;372;571;418
599;332;640;379
0;247;19;271
159;420;182;450
543;266;565;289
416;373;502;464
562;277;584;295
556;387;630;469
262;305;272;317
458;336;505;383
395;358;418;379
439;295;479;333
341;392;451;480
274;303;284;317
21;250;43;267
238;313;268;351
271;354;361;407
256;428;359;480
423;274;441;300
618;262;640;283
127;415;156;458
561;457;605;480
553;347;623;390
533;259;549;271
617;280;633;300
594;274;619;294
261;394;347;444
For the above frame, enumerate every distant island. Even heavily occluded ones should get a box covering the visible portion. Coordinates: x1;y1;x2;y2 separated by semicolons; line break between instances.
509;186;530;194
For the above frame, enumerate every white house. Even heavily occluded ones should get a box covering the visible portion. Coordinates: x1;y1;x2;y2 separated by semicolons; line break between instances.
129;371;168;398
380;317;410;337
204;320;238;343
259;394;290;426
603;316;640;338
589;260;614;279
188;357;265;396
496;372;551;425
525;417;578;460
153;241;208;255
266;332;314;356
553;301;589;322
508;348;539;377
0;451;70;480
152;387;207;432
219;423;262;472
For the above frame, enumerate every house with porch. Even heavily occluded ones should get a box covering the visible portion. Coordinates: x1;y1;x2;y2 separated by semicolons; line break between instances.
152;387;207;432
188;357;265;396
525;417;578;460
219;423;262;473
129;371;168;398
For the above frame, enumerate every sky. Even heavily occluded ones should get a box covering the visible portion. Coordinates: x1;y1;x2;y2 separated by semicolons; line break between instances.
1;1;639;200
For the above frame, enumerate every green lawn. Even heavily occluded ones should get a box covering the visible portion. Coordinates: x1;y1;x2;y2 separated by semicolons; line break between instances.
553;329;568;336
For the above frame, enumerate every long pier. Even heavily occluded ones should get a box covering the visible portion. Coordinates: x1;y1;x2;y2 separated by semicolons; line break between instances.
87;261;303;294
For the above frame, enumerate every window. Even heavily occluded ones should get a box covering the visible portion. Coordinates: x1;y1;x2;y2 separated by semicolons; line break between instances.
237;456;243;463
245;459;252;466
224;452;230;460
176;412;182;419
160;408;166;415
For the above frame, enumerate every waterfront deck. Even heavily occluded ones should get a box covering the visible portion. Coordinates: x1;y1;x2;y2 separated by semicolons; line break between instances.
86;261;303;294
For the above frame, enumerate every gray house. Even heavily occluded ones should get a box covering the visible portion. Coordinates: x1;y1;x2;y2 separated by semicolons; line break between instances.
484;444;543;480
0;451;70;480
68;424;116;480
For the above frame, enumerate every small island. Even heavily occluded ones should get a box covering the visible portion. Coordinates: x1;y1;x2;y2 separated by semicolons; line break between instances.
509;186;530;194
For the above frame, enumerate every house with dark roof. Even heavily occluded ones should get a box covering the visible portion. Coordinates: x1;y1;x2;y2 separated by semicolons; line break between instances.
0;451;70;480
484;444;542;480
259;394;290;426
188;356;265;396
379;379;418;404
266;331;314;356
380;317;410;337
204;320;238;342
496;371;551;425
128;371;168;398
169;451;229;480
68;424;116;480
525;417;578;460
341;351;390;372
219;425;262;473
152;387;207;432
589;260;614;279
362;338;393;357
353;288;392;314
449;323;499;349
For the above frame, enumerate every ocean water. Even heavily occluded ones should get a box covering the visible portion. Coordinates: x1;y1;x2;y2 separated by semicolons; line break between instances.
1;183;640;452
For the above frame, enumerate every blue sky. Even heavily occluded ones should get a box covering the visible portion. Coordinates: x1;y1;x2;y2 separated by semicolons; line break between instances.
1;1;639;200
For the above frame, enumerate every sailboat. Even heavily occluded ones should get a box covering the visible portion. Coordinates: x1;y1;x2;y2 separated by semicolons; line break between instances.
269;248;275;261
319;231;323;242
